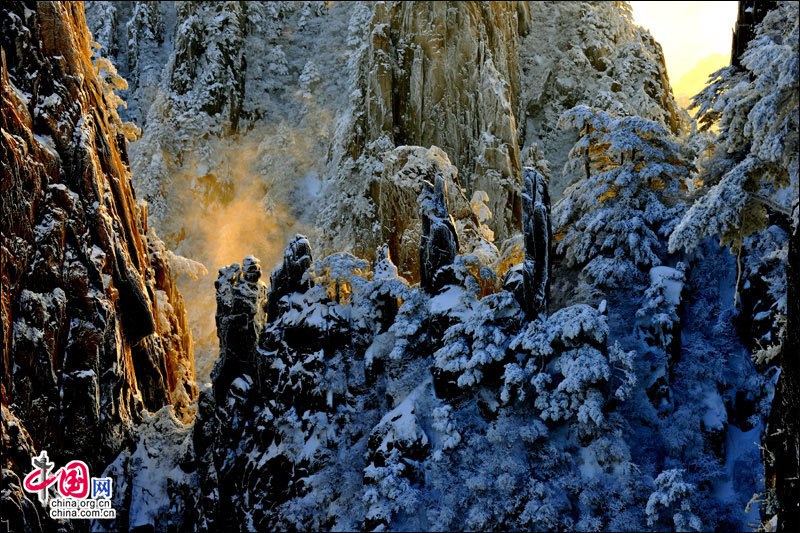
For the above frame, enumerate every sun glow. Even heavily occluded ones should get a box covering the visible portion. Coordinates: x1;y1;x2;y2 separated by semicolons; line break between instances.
630;1;739;109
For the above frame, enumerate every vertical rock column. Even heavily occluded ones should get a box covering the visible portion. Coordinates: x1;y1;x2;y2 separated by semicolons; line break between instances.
212;256;267;401
266;235;314;322
520;167;552;317
419;175;460;294
373;244;401;332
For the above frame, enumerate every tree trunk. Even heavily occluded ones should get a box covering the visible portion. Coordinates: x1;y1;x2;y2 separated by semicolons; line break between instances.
766;220;800;531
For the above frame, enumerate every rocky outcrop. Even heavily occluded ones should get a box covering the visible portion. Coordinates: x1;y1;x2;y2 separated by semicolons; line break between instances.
419;175;460;295
325;1;530;258
1;405;42;533
212;256;267;402
502;158;552;320
266;235;314;322
193;237;362;529
517;167;551;317
322;1;685;276
372;145;499;283
1;2;195;528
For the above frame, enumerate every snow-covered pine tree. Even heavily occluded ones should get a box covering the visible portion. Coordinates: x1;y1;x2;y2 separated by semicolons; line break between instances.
553;105;692;287
669;1;798;255
645;468;703;532
504;302;636;441
169;2;247;131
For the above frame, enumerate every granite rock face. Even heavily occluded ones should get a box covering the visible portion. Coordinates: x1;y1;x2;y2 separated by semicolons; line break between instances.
1;405;42;533
326;1;531;258
322;1;684;278
0;2;195;528
350;1;530;240
373;145;498;283
85;1;362;381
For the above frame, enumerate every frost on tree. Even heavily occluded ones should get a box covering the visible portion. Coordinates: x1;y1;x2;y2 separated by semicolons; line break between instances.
433;291;524;400
364;387;430;531
663;9;799;523
740;226;789;363
520;2;686;198
419;174;460;294
669;1;798;256
103;236;759;531
645;469;703;532
504;302;636;441
664;4;798;420
554;105;691;288
636;265;685;415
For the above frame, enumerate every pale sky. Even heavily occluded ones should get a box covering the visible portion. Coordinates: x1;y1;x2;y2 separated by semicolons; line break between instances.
630;1;739;108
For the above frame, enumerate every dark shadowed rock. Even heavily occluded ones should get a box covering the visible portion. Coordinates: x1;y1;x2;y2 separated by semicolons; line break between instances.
373;245;401;333
267;235;314;322
212;256;267;402
519;167;551;318
503;167;551;319
419;175;459;294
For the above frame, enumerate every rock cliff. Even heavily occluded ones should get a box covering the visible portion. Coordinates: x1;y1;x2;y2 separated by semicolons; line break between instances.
83;3;685;377
1;3;195;529
321;0;684;263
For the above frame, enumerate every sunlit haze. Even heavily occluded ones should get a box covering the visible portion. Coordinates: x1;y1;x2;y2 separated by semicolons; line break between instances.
631;1;739;108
